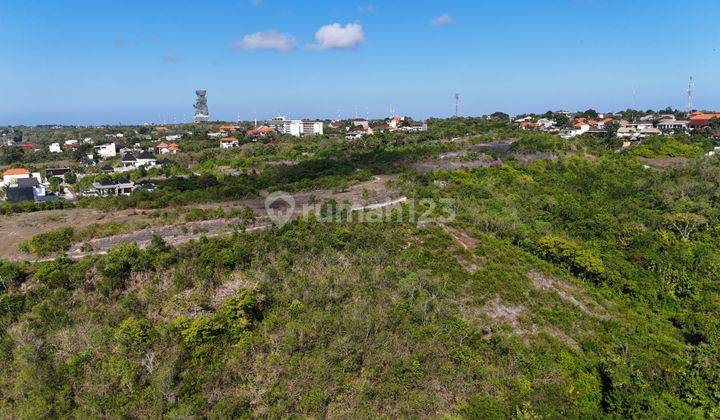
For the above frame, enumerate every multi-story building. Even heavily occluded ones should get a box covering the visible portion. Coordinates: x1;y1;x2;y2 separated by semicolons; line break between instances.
267;116;323;137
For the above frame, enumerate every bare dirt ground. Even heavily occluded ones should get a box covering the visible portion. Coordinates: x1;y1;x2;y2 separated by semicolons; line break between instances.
0;208;155;259
637;156;691;167
1;174;399;261
527;270;610;320
410;139;557;173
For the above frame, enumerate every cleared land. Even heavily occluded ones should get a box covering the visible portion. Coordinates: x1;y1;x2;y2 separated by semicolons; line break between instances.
1;174;399;261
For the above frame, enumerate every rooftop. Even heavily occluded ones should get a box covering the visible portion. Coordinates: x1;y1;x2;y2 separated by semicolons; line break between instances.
3;168;30;176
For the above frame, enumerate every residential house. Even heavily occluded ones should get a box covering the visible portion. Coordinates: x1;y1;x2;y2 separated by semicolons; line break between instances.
45;168;71;181
688;112;720;128
49;142;62;153
616;126;637;139
596;117;614;129
2;168;32;187
560;123;590;139
6;178;47;203
352;118;370;129
388;115;405;130
346;126;374;139
95;142;117;158
617;124;661;140
247;126;274;137
121;151;158;169
88;179;135;197
156;142;180;154
536;118;557;130
165;134;183;142
399;121;428;132
220;137;239;148
657;117;689;131
218;124;238;132
639;114;657;123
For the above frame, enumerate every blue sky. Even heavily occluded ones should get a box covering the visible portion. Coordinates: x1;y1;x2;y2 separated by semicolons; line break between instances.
0;0;718;125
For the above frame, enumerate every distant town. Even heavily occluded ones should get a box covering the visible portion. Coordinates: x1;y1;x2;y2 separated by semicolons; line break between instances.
1;90;719;206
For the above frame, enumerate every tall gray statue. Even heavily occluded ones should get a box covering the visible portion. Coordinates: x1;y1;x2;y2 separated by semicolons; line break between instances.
193;90;209;123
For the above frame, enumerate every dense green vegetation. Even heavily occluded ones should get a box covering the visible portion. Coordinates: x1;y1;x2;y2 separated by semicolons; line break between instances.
400;154;720;416
3;118;720;417
630;135;707;158
18;227;75;256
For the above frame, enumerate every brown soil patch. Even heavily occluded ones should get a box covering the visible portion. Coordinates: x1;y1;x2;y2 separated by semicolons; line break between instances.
637;156;690;168
459;296;579;350
527;270;609;320
440;225;478;250
2;174;400;261
482;297;526;334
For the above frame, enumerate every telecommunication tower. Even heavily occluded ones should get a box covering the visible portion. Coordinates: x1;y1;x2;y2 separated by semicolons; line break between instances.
454;93;460;117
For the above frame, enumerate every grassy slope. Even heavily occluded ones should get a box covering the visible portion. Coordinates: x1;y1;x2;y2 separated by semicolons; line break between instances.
0;212;702;418
2;132;720;417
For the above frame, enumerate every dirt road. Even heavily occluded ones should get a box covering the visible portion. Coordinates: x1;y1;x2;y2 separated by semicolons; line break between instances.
1;174;399;261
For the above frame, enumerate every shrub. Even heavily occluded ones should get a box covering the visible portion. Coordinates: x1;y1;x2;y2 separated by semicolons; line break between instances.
0;261;26;292
19;227;76;256
178;288;259;346
530;235;605;282
114;316;155;351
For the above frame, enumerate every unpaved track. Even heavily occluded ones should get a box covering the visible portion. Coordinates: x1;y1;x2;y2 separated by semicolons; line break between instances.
2;174;399;261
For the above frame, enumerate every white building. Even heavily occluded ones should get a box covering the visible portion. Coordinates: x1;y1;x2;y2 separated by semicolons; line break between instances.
49;143;62;153
399;121;428;132
267;116;323;137
352;118;370;129
2;168;31;186
88;179;135;197
536;118;557;129
657;118;689;131
559;124;590;139
120;151;157;169
617;125;662;140
95;142;117;158
1;168;42;188
388;115;404;130
346;126;374;139
219;137;239;148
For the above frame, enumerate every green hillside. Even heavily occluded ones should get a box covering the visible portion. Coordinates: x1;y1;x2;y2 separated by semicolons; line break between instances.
2;135;720;417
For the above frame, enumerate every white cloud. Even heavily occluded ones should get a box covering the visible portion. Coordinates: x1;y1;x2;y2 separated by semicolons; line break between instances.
430;13;453;26
230;30;297;52
307;23;365;50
